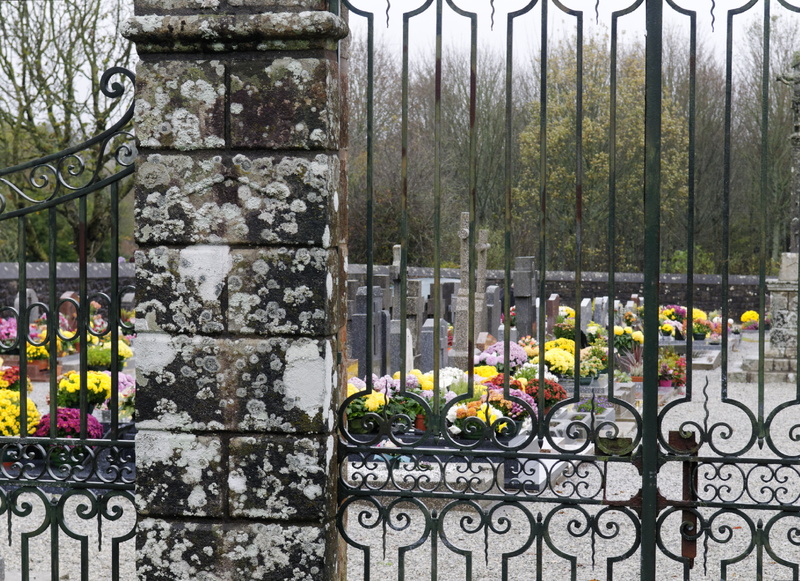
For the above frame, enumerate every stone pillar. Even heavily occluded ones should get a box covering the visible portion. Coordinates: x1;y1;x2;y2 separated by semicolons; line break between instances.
123;5;347;580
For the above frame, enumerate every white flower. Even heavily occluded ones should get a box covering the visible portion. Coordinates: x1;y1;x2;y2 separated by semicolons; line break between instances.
448;425;462;435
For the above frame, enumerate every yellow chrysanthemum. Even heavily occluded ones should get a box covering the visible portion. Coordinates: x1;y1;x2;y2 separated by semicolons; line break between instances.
624;326;633;334
347;383;361;398
741;310;759;323
661;323;673;333
0;389;39;436
363;391;387;412
692;308;708;322
631;331;644;344
474;365;499;379
614;326;624;336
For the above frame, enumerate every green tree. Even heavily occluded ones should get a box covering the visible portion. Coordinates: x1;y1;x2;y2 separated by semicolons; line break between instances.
513;33;689;272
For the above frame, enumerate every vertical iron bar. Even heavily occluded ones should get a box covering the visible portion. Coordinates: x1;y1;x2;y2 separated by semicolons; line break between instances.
17;216;28;440
47;206;57;435
432;0;443;426
400;5;414;391
642;1;663;579
757;0;771;449
466;0;478;390
537;0;549;441
111;183;120;440
79;192;88;439
365;11;375;393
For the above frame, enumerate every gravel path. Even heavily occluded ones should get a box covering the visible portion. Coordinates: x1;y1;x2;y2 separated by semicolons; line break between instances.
342;336;800;580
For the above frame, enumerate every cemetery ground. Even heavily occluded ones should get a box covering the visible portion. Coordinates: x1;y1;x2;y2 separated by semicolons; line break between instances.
343;334;800;581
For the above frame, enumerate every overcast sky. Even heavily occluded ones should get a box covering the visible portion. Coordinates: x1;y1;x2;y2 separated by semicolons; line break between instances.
346;0;787;63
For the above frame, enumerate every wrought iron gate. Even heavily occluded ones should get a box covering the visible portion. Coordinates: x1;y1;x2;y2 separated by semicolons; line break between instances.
336;1;800;579
0;67;136;579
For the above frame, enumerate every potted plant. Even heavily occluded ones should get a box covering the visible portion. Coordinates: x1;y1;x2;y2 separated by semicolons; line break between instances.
519;377;568;415
692;319;712;340
618;345;644;382
33;408;105;469
344;381;387;434
657;363;673;387
0;367;32;393
0;388;40;437
56;370;113;410
474;340;528;374
87;339;134;371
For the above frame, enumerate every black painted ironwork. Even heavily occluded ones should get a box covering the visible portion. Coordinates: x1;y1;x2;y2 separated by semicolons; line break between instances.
338;1;800;579
0;67;135;579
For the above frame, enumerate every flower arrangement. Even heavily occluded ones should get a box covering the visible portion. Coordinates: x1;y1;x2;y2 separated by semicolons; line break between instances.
583;345;608;370
0;318;16;341
486;388;537;422
533;348;574;376
86;340;134;369
740;310;759;324
26;343;49;361
97;372;136;420
559;306;575;319
56;370;113;409
617;345;644;377
623;310;639;326
474;341;528;373
692;319;713;336
543;337;575;354
521;377;568;409
613;326;642;353
446;400;507;436
658;363;673;382
516;336;538;358
661;305;687;323
33;408;104;440
0;389;40;436
576;396;609;415
0;367;33;392
578;356;604;378
553;319;576;341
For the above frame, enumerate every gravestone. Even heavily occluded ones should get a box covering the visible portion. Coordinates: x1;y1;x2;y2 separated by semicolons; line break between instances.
546;294;560;333
580;298;592;333
450;212;474;369
441;281;459;324
14;288;40;323
513;256;537;336
485;285;502;336
373;274;392;312
474;229;490;335
594;296;609;326
351;286;389;377
420;318;449;372
390;319;415;373
406;279;425;356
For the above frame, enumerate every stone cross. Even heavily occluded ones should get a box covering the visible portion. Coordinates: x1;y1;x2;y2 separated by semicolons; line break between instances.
778;51;800;252
546;293;560;333
512;256;537;336
458;212;471;289
474;228;490;334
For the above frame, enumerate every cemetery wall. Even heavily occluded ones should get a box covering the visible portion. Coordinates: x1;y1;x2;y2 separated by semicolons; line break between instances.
0;263;136;310
347;265;766;315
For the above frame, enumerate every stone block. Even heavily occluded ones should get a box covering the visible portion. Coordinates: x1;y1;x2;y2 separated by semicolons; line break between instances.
135;334;337;433
136;431;225;517
223;522;336;581
228;247;339;336
136;246;229;334
230;57;339;150
228;0;326;8
137;519;226;581
135;0;223;10
135;153;340;247
774;358;789;372
135;60;226;151
228;434;334;521
779;252;798;281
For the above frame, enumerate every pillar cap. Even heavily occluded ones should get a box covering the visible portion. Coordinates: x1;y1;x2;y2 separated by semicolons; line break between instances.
122;11;348;53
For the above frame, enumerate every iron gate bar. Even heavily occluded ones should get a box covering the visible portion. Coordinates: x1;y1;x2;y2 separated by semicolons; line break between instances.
0;66;136;579
338;1;800;579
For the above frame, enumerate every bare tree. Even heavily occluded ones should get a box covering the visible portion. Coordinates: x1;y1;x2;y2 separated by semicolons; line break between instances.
0;0;134;261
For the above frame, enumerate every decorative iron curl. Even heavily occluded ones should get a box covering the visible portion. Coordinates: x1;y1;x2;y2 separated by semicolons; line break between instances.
0;67;135;218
